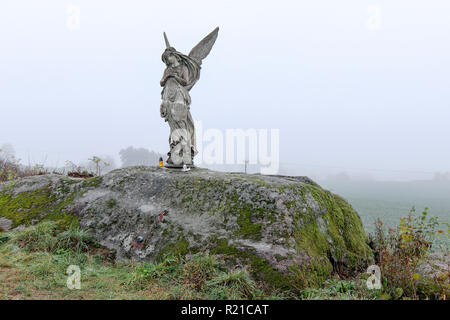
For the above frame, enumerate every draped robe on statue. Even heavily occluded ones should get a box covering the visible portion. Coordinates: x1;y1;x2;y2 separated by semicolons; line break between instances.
160;50;200;165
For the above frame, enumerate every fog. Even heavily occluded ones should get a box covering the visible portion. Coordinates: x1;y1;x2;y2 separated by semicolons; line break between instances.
1;0;449;181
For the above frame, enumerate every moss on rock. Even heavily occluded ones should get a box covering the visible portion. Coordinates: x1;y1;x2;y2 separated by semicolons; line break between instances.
0;177;83;230
211;238;294;290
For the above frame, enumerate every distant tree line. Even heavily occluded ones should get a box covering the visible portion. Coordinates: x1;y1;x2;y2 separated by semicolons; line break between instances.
1;142;166;180
119;146;164;168
433;172;450;182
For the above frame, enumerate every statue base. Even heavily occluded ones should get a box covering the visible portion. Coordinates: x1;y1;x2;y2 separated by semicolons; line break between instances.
164;163;196;170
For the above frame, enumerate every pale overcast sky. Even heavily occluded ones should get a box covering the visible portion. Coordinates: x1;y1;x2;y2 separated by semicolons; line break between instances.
0;1;449;180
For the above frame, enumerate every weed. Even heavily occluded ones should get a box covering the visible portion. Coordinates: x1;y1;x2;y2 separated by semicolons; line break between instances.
370;207;449;299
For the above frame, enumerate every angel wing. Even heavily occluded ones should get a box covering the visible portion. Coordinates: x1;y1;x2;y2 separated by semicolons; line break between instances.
188;27;219;65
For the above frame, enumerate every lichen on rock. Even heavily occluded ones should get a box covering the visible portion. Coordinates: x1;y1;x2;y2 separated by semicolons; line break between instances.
0;166;373;289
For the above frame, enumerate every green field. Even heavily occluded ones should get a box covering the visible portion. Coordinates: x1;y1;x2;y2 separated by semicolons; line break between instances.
318;180;450;247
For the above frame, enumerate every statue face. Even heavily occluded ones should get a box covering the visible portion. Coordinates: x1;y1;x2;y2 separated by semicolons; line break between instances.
166;54;178;67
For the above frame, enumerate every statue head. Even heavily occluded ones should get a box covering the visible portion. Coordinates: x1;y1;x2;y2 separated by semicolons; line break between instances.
161;32;180;67
162;48;180;67
160;31;204;90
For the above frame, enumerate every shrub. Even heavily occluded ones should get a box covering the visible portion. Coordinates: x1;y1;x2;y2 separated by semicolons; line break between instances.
0;155;21;182
0;149;56;182
371;207;449;299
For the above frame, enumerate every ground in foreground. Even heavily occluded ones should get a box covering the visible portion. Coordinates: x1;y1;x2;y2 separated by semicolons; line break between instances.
0;222;377;300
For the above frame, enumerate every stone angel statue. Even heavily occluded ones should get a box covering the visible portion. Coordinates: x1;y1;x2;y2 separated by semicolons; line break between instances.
160;27;219;167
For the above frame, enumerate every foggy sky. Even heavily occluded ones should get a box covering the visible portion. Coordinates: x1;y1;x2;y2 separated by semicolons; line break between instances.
1;0;449;180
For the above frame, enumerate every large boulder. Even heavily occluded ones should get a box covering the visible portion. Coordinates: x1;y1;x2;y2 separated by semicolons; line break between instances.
0;166;373;289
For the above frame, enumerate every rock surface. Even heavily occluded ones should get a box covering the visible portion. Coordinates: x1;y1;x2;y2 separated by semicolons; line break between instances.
0;166;373;288
0;217;12;231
